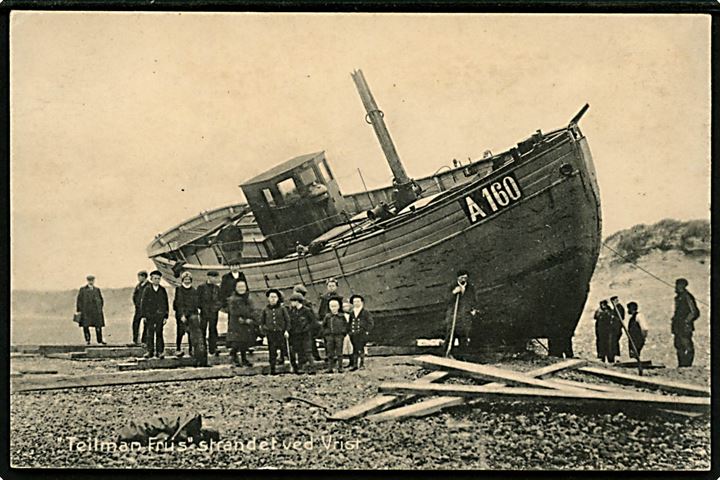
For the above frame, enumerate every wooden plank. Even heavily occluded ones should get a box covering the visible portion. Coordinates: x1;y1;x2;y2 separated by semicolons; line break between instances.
17;369;59;375
413;355;589;393
378;383;710;413
552;380;703;419
11;366;240;393
367;359;586;422
328;371;449;421
84;347;146;359
579;366;709;397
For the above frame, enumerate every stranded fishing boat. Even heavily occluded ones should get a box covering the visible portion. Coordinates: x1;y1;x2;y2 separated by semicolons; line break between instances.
147;70;602;348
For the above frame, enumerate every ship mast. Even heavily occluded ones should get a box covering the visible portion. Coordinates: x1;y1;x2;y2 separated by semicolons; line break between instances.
351;69;419;210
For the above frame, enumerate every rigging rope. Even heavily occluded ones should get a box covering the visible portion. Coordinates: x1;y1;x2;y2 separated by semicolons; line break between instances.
601;242;709;307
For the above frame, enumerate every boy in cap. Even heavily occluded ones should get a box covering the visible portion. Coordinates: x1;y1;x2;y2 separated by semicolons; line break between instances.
321;297;348;373
348;294;374;370
259;289;290;375
76;275;106;345
132;271;149;345
287;292;316;374
197;270;222;356
294;283;321;361
173;271;200;358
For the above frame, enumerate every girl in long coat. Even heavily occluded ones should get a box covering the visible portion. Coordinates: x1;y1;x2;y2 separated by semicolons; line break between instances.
226;280;256;367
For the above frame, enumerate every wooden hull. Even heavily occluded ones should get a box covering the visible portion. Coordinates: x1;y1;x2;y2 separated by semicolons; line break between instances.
151;127;601;347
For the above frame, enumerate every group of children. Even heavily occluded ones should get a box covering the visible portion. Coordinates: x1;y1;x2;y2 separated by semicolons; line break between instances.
224;276;374;375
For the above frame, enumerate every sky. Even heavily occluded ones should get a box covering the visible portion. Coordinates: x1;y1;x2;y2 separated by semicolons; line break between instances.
10;13;710;291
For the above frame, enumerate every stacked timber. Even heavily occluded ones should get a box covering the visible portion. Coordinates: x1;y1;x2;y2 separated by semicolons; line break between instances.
329;355;709;423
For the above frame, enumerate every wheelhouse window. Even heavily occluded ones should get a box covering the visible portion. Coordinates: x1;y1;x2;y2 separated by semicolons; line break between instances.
262;188;276;207
298;166;318;186
318;159;333;182
277;177;300;201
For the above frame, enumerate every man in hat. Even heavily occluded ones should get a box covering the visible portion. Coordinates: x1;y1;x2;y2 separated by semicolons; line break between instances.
348;294;374;370
132;270;150;346
672;278;700;367
443;269;477;353
294;284;321;361
220;262;247;310
76;275;106;345
287;292;315;374
259;288;290;375
197;270;222;356
140;270;169;359
608;296;624;362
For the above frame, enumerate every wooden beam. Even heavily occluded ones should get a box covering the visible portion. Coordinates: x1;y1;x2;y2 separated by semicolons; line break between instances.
552;379;703;419
328;371;449;421
412;355;589;393
378;383;710;413
578;366;709;397
367;359;586;422
12;366;238;393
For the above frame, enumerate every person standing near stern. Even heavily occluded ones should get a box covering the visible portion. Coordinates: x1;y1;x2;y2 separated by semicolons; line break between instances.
132;270;150;346
140;270;169;359
671;278;700;368
626;301;648;359
443;270;478;352
76;275;106;345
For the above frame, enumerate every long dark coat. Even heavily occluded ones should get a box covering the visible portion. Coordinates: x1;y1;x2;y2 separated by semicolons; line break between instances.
443;281;477;338
608;310;624;358
76;286;105;327
594;307;611;360
226;292;256;350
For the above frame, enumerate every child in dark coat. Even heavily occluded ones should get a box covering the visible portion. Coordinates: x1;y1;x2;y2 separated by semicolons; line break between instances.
321;297;347;373
259;289;290;375
348;294;374;370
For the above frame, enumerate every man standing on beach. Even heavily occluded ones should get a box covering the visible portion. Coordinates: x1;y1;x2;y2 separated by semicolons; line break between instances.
140;270;169;359
198;270;222;356
132;270;149;346
672;278;700;368
76;275;106;345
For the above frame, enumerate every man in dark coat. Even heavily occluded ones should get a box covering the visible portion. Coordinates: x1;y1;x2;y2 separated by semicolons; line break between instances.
594;300;612;362
140;270;169;359
197;270;222;355
672;278;700;367
219;262;247;310
443;270;477;353
132;270;149;345
348;294;374;370
173;271;201;360
76;275;106;345
626;301;648;359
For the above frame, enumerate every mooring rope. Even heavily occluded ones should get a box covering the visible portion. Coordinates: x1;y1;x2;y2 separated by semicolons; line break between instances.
601;242;709;307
